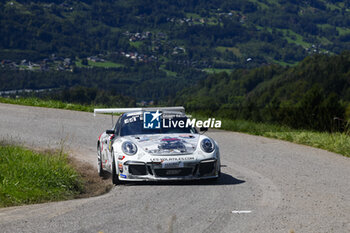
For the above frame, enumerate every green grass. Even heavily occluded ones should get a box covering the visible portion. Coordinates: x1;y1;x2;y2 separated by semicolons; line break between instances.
219;118;350;157
249;0;269;9
279;29;311;48
75;59;88;68
326;2;341;11
261;0;280;5
0;97;96;112
0;144;84;207
337;27;350;36
215;46;242;57
75;59;123;68
206;16;220;25
160;65;177;76
185;12;201;19
272;59;299;67
88;60;123;68
129;41;143;49
256;26;311;48
203;68;232;74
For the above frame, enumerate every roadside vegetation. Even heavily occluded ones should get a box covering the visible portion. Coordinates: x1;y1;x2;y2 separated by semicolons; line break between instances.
0;97;349;158
0;142;112;207
0;143;83;207
220;119;350;158
190;113;350;158
0;97;95;112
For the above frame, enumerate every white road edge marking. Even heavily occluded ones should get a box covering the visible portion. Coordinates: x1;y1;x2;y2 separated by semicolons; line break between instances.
231;210;252;214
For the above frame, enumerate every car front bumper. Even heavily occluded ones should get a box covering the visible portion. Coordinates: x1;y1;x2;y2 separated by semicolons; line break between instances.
118;159;220;181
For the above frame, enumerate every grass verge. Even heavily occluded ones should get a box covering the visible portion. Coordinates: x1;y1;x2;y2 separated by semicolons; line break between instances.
0;142;112;207
0;97;96;112
220;119;350;157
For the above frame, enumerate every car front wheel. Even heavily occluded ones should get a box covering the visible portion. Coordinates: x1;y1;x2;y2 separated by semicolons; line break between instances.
112;152;121;185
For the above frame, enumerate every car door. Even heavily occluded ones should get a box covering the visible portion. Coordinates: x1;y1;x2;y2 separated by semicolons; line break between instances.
104;117;121;172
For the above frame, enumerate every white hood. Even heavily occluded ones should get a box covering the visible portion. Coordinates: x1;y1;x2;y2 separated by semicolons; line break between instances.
125;134;200;156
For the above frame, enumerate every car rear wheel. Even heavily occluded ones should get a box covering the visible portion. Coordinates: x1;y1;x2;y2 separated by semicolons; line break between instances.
97;144;108;178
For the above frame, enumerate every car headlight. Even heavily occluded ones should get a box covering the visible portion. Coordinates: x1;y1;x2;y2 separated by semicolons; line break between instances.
122;141;138;155
200;138;215;153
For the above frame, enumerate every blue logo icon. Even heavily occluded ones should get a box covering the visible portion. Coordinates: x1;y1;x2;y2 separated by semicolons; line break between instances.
143;110;162;129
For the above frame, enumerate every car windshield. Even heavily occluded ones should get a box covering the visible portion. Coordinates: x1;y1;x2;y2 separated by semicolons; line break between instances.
120;114;197;136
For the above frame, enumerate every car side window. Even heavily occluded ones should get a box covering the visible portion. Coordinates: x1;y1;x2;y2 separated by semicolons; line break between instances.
114;116;123;136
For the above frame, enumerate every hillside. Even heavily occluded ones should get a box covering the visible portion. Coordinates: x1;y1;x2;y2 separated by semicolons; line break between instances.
1;0;350;72
175;52;350;131
1;0;350;116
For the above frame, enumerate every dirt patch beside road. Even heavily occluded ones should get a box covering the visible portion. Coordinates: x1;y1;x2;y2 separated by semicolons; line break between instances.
68;156;113;198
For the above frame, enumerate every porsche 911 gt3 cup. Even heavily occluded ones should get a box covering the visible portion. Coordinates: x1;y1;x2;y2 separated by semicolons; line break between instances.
94;107;221;185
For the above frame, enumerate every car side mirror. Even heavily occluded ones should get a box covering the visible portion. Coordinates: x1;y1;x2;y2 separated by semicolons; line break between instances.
199;127;208;132
106;129;115;134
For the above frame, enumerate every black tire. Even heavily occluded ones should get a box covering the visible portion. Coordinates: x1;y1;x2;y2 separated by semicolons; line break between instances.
209;166;221;182
112;154;121;185
97;144;108;178
215;160;222;180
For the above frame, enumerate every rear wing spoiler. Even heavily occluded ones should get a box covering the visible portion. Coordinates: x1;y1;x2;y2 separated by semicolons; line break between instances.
93;106;186;126
93;106;185;116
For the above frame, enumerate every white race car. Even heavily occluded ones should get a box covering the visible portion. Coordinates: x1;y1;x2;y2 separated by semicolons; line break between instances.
94;107;220;185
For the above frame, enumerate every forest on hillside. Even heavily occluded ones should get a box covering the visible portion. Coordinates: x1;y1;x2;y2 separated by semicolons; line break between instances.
175;52;350;131
1;0;350;70
1;0;350;131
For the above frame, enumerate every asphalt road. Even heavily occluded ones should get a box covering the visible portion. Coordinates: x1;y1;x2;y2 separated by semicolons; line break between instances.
0;103;349;233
